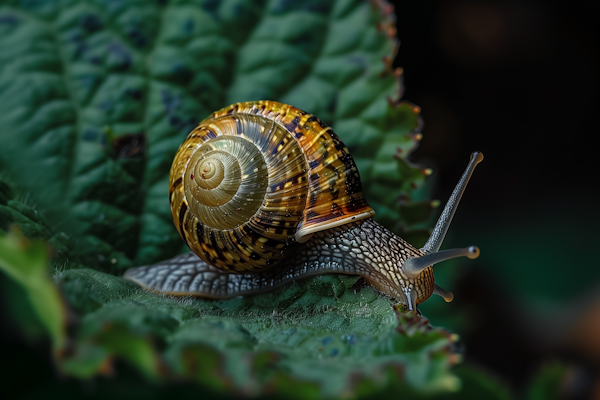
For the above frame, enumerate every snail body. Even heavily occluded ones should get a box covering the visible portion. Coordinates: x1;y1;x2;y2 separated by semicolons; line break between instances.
124;101;482;310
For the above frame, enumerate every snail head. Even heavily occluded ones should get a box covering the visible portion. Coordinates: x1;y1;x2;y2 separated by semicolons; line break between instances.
400;152;484;310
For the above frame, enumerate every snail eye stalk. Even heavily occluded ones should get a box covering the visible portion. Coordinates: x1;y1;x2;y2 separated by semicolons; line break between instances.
403;246;480;279
421;152;483;254
403;152;483;302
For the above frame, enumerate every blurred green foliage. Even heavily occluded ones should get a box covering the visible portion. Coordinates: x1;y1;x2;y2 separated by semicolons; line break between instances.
525;364;570;400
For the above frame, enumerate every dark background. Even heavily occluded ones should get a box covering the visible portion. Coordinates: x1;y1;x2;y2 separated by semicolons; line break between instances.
391;0;600;397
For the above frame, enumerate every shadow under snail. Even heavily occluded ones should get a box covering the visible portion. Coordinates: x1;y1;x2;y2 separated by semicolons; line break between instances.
124;101;483;310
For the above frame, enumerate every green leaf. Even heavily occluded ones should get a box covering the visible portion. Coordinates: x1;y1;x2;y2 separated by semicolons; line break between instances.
0;227;66;352
56;266;461;398
0;0;428;273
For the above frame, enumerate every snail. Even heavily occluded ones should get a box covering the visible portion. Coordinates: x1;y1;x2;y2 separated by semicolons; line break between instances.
124;101;482;310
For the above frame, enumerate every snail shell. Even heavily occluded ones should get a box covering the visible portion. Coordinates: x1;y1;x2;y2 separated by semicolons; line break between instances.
125;101;482;309
170;101;374;272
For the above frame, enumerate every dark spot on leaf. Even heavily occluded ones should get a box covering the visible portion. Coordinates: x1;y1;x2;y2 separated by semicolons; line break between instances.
272;0;329;14
202;0;220;19
346;55;367;70
124;87;143;100
160;90;181;111
107;42;132;70
98;100;112;111
171;63;193;82
74;43;89;58
83;129;99;141
327;95;337;114
183;19;194;34
329;348;339;357
125;27;148;49
80;14;102;32
112;134;145;159
169;115;182;127
290;33;318;53
0;14;19;25
69;33;82;43
321;336;333;345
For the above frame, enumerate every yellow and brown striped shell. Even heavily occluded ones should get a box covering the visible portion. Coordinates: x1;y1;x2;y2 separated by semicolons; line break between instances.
169;101;375;273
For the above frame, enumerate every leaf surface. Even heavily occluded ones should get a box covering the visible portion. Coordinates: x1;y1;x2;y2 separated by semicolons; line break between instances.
0;0;428;271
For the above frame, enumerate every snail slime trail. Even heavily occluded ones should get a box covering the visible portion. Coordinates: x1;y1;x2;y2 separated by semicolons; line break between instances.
124;101;482;310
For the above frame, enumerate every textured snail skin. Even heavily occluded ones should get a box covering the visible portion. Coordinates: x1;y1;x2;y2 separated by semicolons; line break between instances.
124;218;434;306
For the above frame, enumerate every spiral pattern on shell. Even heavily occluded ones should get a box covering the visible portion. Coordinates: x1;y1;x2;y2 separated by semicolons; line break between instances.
169;101;375;273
